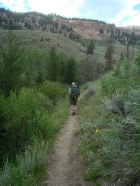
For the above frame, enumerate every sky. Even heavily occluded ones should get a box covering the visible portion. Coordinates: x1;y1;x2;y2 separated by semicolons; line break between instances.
0;0;140;27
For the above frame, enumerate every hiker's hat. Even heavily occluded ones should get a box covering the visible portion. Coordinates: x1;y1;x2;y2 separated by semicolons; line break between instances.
72;82;77;88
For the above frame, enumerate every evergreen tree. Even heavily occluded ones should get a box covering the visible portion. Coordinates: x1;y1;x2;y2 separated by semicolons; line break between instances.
0;30;25;97
86;40;95;54
65;57;76;84
126;43;130;60
69;33;73;39
32;17;35;23
47;47;58;81
25;48;46;83
80;54;98;83
24;21;29;28
59;30;62;34
130;46;135;59
23;67;32;87
58;59;66;83
36;70;44;85
105;33;115;71
100;28;104;33
0;15;2;25
82;41;85;47
119;51;125;61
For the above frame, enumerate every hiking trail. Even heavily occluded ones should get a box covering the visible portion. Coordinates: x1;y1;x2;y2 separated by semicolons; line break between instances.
41;93;93;186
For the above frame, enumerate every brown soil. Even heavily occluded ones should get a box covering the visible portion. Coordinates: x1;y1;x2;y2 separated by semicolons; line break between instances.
41;94;93;186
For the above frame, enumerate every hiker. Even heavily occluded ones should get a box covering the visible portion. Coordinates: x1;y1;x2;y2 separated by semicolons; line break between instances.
68;82;80;115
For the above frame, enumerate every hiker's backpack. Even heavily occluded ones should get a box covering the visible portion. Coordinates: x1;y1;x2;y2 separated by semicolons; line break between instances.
70;88;80;100
75;82;79;89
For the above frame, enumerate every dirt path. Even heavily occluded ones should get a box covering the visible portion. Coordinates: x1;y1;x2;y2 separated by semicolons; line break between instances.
41;95;93;186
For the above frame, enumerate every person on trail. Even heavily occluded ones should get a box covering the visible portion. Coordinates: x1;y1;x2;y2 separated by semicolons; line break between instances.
68;82;80;115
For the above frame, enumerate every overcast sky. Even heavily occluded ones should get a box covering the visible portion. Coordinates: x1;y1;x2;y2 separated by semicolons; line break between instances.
0;0;140;27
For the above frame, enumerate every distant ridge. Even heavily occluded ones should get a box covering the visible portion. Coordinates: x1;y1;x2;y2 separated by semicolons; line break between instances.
0;7;140;45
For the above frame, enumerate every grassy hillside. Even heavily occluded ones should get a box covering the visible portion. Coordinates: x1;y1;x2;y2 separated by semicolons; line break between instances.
78;52;140;185
0;30;129;62
0;30;86;60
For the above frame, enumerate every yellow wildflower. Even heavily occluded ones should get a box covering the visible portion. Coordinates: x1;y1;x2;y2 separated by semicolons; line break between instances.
95;128;99;133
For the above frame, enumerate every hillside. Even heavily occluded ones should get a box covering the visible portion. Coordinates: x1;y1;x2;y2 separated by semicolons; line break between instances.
53;16;116;40
77;54;140;185
1;7;140;45
0;7;115;40
0;29;128;63
0;29;86;61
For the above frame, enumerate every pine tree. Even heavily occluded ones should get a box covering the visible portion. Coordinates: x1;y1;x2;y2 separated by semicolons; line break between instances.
119;51;125;61
86;40;95;54
126;43;130;60
36;70;44;85
80;54;98;83
47;47;58;81
0;15;2;25
57;56;66;83
65;57;76;84
130;46;135;59
105;33;115;71
23;67;32;87
0;30;25;97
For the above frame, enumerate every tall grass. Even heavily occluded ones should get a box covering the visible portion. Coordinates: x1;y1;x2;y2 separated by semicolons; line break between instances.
78;54;140;185
0;139;49;186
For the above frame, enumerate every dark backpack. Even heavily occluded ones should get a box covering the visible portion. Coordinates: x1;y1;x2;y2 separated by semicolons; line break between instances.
70;88;80;100
75;82;79;89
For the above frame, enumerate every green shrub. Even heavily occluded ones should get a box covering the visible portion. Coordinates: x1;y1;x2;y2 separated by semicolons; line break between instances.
99;73;121;96
84;84;96;99
0;86;69;185
38;81;66;105
2;88;54;156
